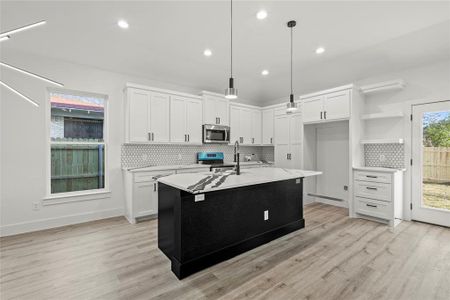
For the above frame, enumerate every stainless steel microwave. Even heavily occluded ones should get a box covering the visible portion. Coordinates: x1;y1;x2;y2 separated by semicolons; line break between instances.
202;124;230;144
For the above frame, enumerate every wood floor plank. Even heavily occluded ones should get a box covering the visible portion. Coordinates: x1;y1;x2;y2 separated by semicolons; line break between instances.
1;203;449;300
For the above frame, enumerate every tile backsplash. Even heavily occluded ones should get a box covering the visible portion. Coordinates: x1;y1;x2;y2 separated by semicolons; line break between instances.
364;143;405;169
121;144;274;168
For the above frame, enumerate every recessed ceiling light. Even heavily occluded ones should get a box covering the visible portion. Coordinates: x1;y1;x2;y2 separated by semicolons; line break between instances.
261;70;269;76
117;19;129;29
315;47;325;54
256;10;268;20
203;49;212;57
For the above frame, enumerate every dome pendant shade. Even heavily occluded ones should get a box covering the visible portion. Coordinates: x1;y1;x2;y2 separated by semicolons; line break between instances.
225;77;238;99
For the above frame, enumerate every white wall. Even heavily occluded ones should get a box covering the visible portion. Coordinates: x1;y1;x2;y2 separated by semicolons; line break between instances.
0;50;256;236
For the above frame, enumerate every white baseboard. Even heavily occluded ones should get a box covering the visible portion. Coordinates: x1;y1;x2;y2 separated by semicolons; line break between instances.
0;207;124;237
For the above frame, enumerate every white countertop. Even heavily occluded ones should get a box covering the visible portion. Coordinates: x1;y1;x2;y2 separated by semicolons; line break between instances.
353;166;406;173
123;161;274;173
158;167;322;194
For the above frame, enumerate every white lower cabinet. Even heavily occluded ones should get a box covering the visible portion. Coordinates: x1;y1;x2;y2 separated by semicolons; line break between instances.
124;167;209;223
353;168;403;228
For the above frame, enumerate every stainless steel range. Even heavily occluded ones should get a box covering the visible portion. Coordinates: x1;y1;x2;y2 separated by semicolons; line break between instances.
197;152;235;172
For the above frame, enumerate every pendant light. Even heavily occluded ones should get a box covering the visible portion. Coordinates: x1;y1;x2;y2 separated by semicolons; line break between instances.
286;20;297;113
224;0;237;99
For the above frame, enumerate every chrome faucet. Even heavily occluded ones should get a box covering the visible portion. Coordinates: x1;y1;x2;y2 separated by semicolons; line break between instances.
233;140;240;175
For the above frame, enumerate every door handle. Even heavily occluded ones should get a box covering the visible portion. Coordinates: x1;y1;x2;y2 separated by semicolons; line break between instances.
270;137;273;144
366;187;378;190
252;138;254;144
148;132;151;141
324;111;327;119
366;204;377;208
320;111;323;119
184;134;187;142
218;117;220;124
154;183;157;192
188;134;190;142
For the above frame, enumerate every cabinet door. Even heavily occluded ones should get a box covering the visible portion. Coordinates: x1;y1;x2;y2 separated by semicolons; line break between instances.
149;92;170;142
289;144;303;169
274;115;290;168
134;181;157;217
239;108;252;145
289;113;303;145
251;110;262;145
262;109;274;145
185;99;203;143
302;96;323;124
203;96;216;125
128;89;150;142
229;106;240;144
323;90;350;120
216;97;229;125
170;96;187;143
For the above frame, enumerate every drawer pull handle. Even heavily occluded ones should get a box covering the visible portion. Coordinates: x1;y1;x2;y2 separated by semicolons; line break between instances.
366;187;378;190
366;175;378;178
366;204;377;208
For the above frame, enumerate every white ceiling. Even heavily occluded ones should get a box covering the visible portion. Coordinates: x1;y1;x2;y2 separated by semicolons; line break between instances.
1;1;449;104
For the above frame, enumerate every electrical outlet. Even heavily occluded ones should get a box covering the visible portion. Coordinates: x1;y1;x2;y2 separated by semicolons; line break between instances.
142;154;148;161
264;210;269;221
379;154;386;162
32;201;40;211
178;154;182;160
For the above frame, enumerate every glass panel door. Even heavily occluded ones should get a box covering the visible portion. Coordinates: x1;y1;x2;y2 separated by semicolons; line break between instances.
412;101;450;227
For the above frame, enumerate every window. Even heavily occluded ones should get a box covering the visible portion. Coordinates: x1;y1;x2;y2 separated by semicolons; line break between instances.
49;90;107;195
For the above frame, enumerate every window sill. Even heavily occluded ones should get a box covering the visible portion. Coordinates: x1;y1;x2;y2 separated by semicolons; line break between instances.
43;190;111;206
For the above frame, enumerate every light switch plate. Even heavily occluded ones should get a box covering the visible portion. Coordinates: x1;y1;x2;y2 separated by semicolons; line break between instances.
195;194;205;202
264;210;269;221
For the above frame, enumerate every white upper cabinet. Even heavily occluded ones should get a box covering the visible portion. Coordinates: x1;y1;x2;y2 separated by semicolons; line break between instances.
301;87;351;124
126;88;170;143
170;96;202;144
323;90;350;120
302;96;323;124
229;104;262;145
262;109;274;145
128;89;151;143
251;110;262;145
149;92;170;142
202;92;229;125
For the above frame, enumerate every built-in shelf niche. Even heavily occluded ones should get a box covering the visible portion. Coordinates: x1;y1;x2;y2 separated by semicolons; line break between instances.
361;111;404;120
359;79;405;94
360;138;404;144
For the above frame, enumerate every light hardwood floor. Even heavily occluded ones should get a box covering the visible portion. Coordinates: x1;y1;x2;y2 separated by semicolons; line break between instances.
1;203;449;300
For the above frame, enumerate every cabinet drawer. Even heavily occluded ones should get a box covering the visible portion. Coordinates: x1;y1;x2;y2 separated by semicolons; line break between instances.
354;181;391;202
355;197;391;220
355;171;392;184
134;171;174;183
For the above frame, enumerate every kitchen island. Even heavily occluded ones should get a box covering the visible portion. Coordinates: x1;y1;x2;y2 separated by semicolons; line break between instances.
157;167;321;279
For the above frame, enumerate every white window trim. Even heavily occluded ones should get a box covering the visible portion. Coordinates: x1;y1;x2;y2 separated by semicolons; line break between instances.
44;88;110;203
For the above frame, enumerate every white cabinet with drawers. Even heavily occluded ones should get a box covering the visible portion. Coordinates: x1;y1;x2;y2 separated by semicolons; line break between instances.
353;167;404;228
124;166;209;223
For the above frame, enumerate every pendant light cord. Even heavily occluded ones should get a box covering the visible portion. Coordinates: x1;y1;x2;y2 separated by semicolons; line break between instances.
290;25;293;96
230;0;233;78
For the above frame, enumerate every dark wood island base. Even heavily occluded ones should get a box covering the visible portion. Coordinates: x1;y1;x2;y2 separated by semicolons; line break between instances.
158;178;304;279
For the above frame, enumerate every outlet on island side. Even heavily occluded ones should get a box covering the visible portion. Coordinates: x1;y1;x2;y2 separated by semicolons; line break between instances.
264;210;269;221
